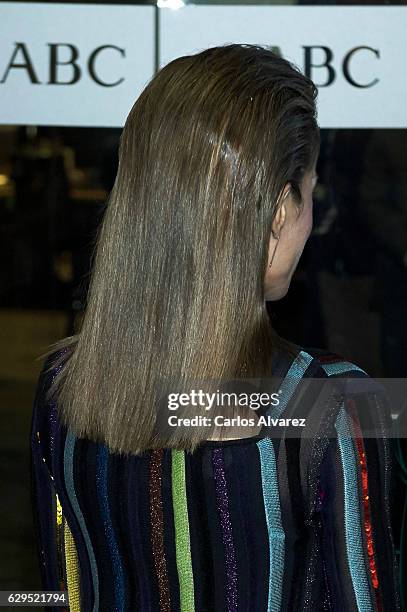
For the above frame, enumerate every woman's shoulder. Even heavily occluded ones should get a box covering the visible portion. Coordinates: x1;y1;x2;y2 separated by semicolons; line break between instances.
31;345;74;453
302;345;389;401
35;342;76;397
291;346;392;452
275;342;389;413
276;340;371;380
300;345;368;374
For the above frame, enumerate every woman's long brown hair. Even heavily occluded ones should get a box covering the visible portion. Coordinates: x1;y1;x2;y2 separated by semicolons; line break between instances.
40;44;320;455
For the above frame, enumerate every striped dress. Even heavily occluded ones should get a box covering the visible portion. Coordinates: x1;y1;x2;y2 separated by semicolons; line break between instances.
30;344;401;612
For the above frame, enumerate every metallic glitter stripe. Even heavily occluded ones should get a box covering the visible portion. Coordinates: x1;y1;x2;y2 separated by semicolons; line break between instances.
257;438;285;612
171;450;195;612
320;361;366;376
56;493;63;526
317;481;333;610
64;432;99;612
212;448;238;612
335;406;374;612
55;492;65;590
64;517;81;612
149;450;171;612
96;445;125;612
348;400;383;611
266;350;314;419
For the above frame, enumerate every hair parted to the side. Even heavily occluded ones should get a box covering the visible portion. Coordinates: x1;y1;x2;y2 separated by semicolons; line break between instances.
40;43;320;455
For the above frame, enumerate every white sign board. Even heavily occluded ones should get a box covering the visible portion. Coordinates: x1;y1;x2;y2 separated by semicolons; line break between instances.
0;3;155;127
160;5;407;129
0;3;406;127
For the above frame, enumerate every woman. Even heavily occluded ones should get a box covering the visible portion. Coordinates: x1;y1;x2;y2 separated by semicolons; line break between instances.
30;44;400;611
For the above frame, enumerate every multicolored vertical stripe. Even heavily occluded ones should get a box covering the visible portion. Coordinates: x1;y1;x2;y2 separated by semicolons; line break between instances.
257;438;285;612
96;444;125;612
267;350;314;419
347;398;383;612
335;404;374;612
149;449;171;612
320;356;381;611
171;450;195;612
212;448;238;612
64;431;99;612
55;492;65;591
63;517;81;612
